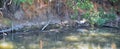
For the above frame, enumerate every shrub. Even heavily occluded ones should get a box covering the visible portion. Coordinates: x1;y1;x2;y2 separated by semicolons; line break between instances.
67;0;117;27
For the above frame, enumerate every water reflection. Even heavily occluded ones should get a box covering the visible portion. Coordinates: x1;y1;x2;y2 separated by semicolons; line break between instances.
0;28;120;49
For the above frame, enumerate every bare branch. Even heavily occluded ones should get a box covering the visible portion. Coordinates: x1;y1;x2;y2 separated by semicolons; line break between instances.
7;0;12;5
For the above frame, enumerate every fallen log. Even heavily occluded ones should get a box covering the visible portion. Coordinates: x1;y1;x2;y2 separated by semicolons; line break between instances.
0;24;24;33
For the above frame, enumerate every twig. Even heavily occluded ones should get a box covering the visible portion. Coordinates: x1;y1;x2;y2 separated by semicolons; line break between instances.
41;20;51;30
7;0;12;5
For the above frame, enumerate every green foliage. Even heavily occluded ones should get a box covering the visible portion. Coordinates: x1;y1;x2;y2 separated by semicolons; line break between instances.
76;0;94;10
82;9;117;26
14;0;34;5
109;0;118;3
13;0;21;6
67;0;94;10
67;0;117;27
2;18;12;26
67;0;94;20
70;7;79;20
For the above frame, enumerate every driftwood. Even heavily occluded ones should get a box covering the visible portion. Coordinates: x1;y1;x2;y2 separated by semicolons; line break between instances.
0;21;51;33
0;25;23;33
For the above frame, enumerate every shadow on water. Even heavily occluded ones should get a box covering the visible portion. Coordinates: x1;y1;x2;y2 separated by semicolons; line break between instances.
0;27;120;49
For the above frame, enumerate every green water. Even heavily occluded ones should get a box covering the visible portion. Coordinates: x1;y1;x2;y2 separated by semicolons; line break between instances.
0;28;120;49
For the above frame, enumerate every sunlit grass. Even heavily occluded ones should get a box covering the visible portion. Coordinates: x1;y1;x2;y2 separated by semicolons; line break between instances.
0;41;16;49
